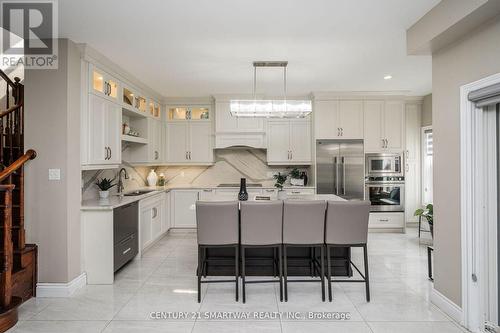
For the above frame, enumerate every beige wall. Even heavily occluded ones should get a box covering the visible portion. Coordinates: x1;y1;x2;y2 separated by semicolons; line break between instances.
24;39;82;283
422;94;432;126
432;17;500;306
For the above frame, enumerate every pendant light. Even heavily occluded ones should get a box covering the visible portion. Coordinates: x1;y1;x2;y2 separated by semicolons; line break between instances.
230;61;312;118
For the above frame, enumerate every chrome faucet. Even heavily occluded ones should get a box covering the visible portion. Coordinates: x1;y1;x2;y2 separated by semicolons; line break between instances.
117;168;129;196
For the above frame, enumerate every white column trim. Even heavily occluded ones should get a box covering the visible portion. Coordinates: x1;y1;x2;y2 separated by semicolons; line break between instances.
460;72;500;332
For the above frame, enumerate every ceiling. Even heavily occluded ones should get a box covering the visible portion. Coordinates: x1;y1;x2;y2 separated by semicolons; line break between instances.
59;0;439;97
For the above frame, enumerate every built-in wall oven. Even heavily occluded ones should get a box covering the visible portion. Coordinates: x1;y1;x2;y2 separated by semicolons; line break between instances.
365;153;403;177
365;176;405;212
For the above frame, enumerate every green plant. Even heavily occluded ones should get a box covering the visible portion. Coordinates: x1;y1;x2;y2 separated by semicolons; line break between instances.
290;168;301;179
95;177;116;191
273;172;287;191
414;203;433;225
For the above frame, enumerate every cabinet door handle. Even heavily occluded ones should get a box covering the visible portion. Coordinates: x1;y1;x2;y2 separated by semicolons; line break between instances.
122;248;131;255
337;128;340;137
104;147;108;160
385;139;388;148
152;207;157;218
109;147;112;160
185;151;188;160
290;151;293;160
340;128;343;136
189;151;191;160
379;219;389;222
265;189;275;193
203;189;213;192
291;191;300;194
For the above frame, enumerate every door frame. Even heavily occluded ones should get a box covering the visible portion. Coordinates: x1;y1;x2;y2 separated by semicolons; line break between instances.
420;125;432;205
460;72;500;332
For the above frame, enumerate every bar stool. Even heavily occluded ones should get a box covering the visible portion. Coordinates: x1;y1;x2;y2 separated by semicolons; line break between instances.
325;200;371;302
282;200;327;302
196;201;239;303
240;201;283;303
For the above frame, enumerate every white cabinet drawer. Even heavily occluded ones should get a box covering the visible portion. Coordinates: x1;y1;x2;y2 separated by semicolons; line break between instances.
369;212;404;229
284;188;315;195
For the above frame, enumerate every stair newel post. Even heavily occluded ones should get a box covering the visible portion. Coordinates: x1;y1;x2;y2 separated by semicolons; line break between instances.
0;185;14;309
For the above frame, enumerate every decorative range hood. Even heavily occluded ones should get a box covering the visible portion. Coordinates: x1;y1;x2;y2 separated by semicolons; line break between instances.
230;61;312;118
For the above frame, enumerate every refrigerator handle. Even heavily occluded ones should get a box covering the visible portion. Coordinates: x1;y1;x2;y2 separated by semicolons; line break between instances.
342;156;346;195
333;156;338;195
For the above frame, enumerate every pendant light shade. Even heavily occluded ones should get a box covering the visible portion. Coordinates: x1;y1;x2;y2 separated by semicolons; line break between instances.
230;61;312;118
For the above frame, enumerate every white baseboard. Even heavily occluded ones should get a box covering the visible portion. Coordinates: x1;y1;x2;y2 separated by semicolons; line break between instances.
431;288;463;324
36;273;87;298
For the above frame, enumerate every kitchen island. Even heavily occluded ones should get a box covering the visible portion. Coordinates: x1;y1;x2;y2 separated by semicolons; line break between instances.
199;194;353;277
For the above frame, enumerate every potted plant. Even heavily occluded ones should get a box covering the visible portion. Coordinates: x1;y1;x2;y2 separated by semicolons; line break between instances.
414;203;434;237
289;168;304;186
273;172;287;199
95;177;116;199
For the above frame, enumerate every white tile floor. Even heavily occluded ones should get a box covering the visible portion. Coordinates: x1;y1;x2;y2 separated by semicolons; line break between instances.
8;228;467;333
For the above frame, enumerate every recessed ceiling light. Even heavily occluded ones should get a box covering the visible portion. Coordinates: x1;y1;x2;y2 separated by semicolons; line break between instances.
384;75;392;80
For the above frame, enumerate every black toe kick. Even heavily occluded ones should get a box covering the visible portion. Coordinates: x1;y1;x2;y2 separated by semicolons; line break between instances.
203;246;352;277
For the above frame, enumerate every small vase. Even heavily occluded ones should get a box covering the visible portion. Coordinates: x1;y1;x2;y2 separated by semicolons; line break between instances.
147;169;158;187
238;178;248;201
99;190;109;199
301;172;308;186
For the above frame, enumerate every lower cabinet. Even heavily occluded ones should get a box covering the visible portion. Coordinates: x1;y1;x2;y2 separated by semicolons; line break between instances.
171;190;199;228
368;212;405;231
139;193;166;251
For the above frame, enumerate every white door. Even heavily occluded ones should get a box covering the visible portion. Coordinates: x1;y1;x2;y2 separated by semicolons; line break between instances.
289;120;312;163
189;122;213;163
363;100;384;152
88;94;108;164
267;121;290;163
314;100;339;139
140;207;152;250
150;202;162;240
149;119;162;162
338;100;364;139
384;101;405;151
173;190;199;228
166;122;189;163
106;101;121;165
404;103;421;224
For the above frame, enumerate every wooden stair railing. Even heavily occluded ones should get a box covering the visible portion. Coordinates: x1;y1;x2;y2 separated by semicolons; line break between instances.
0;69;37;332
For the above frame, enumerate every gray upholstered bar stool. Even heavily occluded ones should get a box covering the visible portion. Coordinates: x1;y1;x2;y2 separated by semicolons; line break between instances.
282;200;327;302
240;201;283;303
196;201;240;303
325;200;371;302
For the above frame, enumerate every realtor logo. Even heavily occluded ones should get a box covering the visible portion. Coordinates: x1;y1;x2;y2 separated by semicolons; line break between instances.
0;0;58;69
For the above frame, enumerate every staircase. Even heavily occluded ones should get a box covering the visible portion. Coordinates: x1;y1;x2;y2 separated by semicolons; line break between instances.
0;70;37;332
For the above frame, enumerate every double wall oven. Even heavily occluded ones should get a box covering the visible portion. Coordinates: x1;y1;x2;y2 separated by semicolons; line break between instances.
365;153;405;212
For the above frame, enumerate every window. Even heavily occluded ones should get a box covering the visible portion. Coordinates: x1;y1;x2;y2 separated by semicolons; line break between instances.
421;126;433;205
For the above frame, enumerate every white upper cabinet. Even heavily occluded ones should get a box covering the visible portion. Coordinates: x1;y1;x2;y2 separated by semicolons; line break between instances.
90;65;120;102
314;100;363;139
338;100;364;139
166;121;213;164
364;100;405;152
214;101;266;148
267;119;312;165
86;94;121;168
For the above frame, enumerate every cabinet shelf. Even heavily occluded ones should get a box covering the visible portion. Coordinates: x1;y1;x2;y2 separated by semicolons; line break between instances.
122;135;148;144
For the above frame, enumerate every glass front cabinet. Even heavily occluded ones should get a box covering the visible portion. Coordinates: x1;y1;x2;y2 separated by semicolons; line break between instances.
149;100;161;119
90;65;119;101
167;106;210;121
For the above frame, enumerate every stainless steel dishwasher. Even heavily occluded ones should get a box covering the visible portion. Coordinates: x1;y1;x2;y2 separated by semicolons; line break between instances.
113;202;139;272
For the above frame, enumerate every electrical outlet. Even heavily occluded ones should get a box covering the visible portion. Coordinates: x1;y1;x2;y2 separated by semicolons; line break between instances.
48;168;61;180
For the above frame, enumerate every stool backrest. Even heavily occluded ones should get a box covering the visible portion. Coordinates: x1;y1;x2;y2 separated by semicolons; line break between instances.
283;200;326;245
196;201;239;245
325;200;370;245
240;201;283;246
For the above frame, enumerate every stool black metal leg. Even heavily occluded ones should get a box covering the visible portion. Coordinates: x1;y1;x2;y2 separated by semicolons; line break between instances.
320;245;325;302
242;247;246;303
273;248;277;277
363;244;370;302
310;247;314;277
235;245;239;302
197;245;202;303
203;247;207;278
278;245;283;302
283;245;288;302
326;245;332;302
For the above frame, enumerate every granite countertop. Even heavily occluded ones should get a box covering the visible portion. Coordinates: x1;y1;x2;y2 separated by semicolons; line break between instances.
81;185;317;211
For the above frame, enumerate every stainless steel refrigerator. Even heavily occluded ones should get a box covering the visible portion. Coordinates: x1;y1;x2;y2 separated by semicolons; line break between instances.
316;140;364;200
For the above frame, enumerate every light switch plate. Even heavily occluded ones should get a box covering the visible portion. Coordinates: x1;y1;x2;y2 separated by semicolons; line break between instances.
48;168;61;180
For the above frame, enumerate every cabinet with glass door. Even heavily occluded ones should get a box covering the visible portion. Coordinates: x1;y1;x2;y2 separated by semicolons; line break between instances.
149;100;161;119
167;106;210;121
89;65;119;102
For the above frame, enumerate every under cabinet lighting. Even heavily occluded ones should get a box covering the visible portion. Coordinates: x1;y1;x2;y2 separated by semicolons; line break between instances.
384;75;392;80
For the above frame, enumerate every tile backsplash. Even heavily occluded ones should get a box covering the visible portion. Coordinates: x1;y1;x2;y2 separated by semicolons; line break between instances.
82;149;311;200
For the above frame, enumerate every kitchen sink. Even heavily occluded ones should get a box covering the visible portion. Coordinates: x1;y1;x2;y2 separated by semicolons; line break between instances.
123;190;154;196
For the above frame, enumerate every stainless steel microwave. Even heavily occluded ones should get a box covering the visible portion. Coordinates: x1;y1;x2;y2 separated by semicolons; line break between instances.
365;153;403;177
